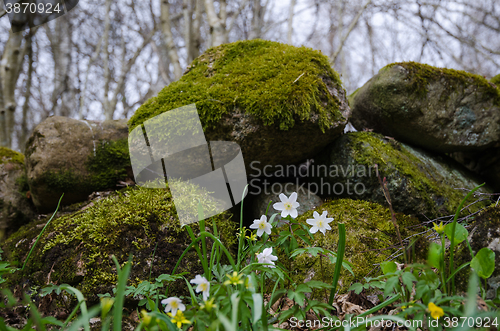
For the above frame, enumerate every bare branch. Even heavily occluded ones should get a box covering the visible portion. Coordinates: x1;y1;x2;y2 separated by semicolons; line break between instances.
331;0;372;65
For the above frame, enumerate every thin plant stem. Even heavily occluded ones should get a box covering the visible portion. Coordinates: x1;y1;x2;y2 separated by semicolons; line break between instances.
448;183;484;294
22;194;64;271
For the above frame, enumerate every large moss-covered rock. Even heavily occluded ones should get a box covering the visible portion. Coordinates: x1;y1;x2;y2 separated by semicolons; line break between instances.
0;147;35;241
286;199;425;298
25;116;132;212
128;40;350;176
311;132;491;221
2;185;236;304
350;62;500;153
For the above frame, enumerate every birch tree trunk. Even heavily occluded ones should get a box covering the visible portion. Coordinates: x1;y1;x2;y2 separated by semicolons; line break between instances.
19;31;34;152
161;0;183;80
204;0;228;47
0;30;25;148
47;14;74;117
287;0;296;44
249;0;264;39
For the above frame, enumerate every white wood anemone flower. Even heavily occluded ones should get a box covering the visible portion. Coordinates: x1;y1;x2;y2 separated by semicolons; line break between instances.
273;192;300;218
256;247;278;268
190;275;210;301
161;297;185;316
249;215;272;237
306;211;333;235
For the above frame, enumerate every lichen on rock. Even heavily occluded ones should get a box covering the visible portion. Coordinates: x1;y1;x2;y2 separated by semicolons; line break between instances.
312;132;491;220
350;61;500;153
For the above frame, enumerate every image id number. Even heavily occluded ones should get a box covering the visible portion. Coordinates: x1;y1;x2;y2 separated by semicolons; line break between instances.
5;2;62;14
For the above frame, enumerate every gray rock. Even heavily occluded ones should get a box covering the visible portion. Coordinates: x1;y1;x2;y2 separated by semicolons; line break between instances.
252;183;322;225
24;116;132;212
0;147;35;239
310;132;491;221
350;62;500;153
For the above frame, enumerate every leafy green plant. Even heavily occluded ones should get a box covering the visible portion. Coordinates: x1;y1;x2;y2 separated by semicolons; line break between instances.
346;184;499;330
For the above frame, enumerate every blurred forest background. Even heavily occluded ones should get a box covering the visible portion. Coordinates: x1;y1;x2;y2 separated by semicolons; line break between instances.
0;0;499;151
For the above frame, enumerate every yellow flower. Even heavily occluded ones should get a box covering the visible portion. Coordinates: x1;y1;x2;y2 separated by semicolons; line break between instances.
433;222;445;235
140;310;152;326
223;271;244;286
167;311;191;328
200;298;216;312
428;302;444;319
100;297;114;318
246;233;258;241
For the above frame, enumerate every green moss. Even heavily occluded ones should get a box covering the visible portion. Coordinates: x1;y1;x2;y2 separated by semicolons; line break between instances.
345;132;488;216
86;138;131;190
286;199;425;298
491;74;500;86
383;62;500;105
3;184;236;303
129;39;345;134
0;147;24;165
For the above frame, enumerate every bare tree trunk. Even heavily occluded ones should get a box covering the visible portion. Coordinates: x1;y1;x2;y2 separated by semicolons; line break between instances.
79;31;104;119
191;0;203;59
204;0;228;47
48;15;74;117
249;0;263;39
183;0;194;64
161;0;183;80
0;77;6;147
287;0;297;44
0;30;25;148
103;0;112;120
19;30;34;152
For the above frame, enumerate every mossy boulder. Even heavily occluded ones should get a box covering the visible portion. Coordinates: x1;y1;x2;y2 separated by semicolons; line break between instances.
0;147;35;241
285;199;425;298
25;116;133;212
2;185;236;304
128;39;350;176
350;62;500;153
311;132;491;221
455;204;500;298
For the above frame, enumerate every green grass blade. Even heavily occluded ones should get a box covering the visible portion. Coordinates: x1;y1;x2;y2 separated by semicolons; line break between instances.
22;194;64;271
112;255;132;331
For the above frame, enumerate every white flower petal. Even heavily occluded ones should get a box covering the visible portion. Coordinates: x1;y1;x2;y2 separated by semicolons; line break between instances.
278;193;288;202
273;202;285;211
289;192;298;203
